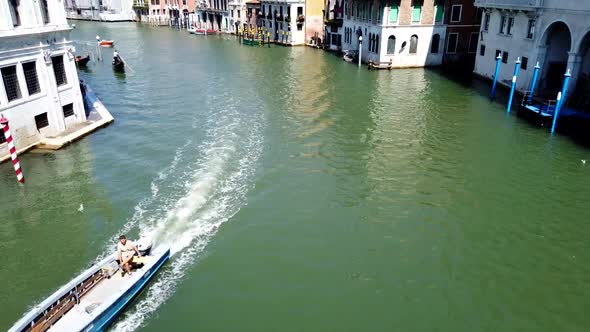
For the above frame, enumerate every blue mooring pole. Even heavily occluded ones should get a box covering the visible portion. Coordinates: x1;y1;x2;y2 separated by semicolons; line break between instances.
528;62;541;104
506;57;521;113
490;55;502;99
551;69;572;134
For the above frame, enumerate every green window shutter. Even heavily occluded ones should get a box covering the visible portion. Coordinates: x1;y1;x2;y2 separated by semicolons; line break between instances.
435;5;443;22
412;5;422;23
389;5;398;23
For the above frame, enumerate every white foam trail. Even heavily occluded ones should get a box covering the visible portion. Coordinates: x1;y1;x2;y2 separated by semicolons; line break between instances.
96;139;194;261
111;106;263;331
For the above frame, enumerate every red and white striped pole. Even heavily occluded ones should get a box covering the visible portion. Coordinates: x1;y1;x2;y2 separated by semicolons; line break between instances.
0;114;24;184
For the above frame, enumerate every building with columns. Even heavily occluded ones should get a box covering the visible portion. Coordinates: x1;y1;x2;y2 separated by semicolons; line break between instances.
0;0;86;154
474;0;590;108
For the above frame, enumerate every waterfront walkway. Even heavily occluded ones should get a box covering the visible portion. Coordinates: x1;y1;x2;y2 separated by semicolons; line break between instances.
0;86;113;163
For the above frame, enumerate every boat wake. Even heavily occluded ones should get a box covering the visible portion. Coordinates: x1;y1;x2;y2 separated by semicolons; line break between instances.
107;104;263;331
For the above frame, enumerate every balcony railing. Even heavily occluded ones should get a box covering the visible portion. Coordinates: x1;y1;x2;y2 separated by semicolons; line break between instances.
474;0;544;9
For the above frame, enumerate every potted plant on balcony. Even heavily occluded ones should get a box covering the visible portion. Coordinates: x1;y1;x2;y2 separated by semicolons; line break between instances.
297;15;305;23
285;15;291;22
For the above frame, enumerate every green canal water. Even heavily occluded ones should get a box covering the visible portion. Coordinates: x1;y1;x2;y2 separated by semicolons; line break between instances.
1;21;590;331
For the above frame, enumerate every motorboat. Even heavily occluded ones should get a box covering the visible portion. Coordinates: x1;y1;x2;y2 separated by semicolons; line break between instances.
75;55;91;67
98;40;114;47
8;238;170;332
343;50;356;63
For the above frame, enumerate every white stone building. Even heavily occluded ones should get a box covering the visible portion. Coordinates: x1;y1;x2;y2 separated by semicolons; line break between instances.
474;0;590;106
0;0;86;153
342;0;446;68
196;0;231;31
259;0;307;45
229;0;246;33
64;0;135;21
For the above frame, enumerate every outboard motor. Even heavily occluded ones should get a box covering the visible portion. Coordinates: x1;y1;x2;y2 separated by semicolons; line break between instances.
136;237;153;256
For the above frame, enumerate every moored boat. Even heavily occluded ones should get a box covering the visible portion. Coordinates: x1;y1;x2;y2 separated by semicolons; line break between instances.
98;40;114;47
8;239;170;332
242;38;258;46
75;55;91;67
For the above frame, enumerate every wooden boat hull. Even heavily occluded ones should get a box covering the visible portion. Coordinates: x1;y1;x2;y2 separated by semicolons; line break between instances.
98;41;114;47
8;243;170;332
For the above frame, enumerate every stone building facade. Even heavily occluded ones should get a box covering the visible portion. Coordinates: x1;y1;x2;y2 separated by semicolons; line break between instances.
442;0;482;70
474;0;590;107
342;0;447;67
1;0;86;156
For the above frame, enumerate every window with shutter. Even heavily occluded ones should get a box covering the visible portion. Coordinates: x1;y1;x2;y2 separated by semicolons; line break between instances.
389;5;398;23
412;3;421;23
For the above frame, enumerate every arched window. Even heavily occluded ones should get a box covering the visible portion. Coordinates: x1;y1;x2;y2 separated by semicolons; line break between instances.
430;34;440;54
387;35;396;54
410;34;418;54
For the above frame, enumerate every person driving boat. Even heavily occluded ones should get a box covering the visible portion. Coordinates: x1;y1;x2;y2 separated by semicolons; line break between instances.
117;235;141;277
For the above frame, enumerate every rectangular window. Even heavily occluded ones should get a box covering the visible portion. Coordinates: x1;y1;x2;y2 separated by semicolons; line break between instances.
521;56;528;70
8;0;20;27
63;103;75;118
527;19;535;39
297;23;302;31
450;4;462;23
0;129;5;144
495;49;502;58
238;10;240;18
389;5;398;23
297;6;303;16
412;2;422;23
35;113;49;130
507;17;514;35
22;61;40;96
434;4;443;23
52;55;67;87
446;33;458;54
1;65;22;102
483;13;490;31
502;51;509;63
40;0;50;24
480;44;486;56
468;32;479;53
499;15;506;34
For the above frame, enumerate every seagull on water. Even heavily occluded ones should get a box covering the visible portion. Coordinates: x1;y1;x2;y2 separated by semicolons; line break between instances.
78;204;84;213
